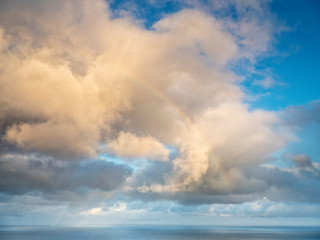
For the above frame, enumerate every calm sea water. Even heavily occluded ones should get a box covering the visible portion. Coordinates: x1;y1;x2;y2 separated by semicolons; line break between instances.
0;225;319;240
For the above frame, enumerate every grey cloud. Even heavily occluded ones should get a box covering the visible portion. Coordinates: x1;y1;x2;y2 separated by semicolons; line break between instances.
291;153;312;168
0;154;132;196
284;100;320;127
124;160;320;205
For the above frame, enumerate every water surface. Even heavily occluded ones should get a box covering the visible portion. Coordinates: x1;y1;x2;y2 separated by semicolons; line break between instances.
0;225;319;240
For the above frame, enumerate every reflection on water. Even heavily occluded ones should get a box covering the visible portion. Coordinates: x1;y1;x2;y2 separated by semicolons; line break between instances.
0;225;319;240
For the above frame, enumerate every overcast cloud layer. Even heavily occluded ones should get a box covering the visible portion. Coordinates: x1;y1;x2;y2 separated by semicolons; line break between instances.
0;0;319;224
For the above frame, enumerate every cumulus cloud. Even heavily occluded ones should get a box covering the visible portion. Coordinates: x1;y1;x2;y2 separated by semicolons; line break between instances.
133;102;293;195
0;0;291;195
0;3;133;158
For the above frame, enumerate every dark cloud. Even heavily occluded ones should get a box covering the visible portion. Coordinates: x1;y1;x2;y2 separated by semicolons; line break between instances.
0;154;132;196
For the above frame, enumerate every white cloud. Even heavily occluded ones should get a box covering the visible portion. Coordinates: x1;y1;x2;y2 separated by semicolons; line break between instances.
81;207;105;216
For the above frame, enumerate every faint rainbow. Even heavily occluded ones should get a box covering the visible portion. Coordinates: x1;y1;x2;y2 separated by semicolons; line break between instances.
127;74;207;144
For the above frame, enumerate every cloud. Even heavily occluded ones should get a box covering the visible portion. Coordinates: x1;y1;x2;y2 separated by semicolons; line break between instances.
153;9;238;66
80;207;105;216
0;0;133;159
291;153;312;168
253;77;276;89
0;153;132;196
0;0;288;198
283;100;320;127
0;0;275;163
107;131;170;161
207;199;320;218
132;102;293;196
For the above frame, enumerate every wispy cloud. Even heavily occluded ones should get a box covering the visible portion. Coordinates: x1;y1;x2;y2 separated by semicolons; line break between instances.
253;77;285;89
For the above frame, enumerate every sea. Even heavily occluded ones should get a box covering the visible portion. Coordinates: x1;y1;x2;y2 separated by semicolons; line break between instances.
0;225;319;240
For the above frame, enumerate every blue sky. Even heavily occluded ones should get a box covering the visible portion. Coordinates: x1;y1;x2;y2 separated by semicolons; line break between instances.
247;0;320;109
0;0;319;226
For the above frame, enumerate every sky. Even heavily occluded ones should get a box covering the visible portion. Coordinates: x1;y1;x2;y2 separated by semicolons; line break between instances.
0;0;319;226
